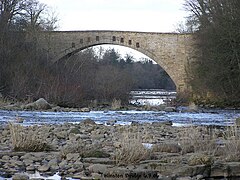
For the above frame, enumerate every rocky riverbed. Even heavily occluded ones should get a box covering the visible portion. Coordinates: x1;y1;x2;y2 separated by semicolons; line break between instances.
1;119;240;180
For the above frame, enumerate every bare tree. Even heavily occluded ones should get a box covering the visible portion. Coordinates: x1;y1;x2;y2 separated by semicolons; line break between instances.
184;0;240;104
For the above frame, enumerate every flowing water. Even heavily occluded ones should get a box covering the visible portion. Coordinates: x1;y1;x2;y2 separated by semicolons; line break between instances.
129;89;176;106
0;89;239;126
0;109;239;127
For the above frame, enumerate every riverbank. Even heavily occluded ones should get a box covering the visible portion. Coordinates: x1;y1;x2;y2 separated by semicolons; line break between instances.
1;121;240;179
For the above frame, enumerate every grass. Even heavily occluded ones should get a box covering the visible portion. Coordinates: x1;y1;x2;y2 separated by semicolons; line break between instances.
115;131;151;165
177;124;240;161
9;122;51;152
177;125;217;155
0;97;13;107
221;125;240;161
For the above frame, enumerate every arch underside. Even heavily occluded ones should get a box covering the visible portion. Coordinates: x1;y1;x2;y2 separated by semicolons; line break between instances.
54;42;178;88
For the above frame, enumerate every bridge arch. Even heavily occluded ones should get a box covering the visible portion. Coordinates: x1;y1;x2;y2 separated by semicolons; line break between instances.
39;31;194;92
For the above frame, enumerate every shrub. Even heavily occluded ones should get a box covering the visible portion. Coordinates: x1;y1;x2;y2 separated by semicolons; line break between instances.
9;123;51;152
111;98;121;110
115;132;151;165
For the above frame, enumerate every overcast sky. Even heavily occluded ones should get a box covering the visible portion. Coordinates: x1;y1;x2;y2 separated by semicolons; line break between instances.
40;0;187;32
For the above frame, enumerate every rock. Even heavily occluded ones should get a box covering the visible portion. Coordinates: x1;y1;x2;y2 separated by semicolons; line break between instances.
227;162;240;177
59;160;67;169
176;177;192;180
15;117;24;123
3;104;20;110
210;162;226;177
23;159;34;166
211;162;240;177
196;175;204;180
2;155;10;161
66;153;80;161
52;106;61;112
174;164;210;177
38;164;50;172
69;127;81;134
26;165;35;171
24;98;51;110
131;121;139;126
81;118;96;125
83;158;114;164
12;173;29;180
91;173;102;179
106;119;117;126
164;107;176;112
80;107;90;112
235;117;240;126
88;164;109;173
153;143;182;153
152;121;173;126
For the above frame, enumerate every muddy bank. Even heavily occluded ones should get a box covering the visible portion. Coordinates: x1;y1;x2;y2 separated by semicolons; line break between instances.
1;121;240;179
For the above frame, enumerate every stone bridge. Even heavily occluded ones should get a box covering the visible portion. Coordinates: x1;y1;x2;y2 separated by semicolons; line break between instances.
38;31;195;92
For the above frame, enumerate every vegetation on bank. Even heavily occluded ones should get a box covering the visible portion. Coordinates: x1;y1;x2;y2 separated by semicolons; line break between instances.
0;0;175;108
182;0;240;107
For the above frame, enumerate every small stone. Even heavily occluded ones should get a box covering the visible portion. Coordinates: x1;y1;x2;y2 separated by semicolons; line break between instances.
2;155;10;161
81;118;96;125
196;174;204;180
236;117;240;126
66;153;80;161
38;164;50;172
12;173;29;180
164;107;176;112
176;177;192;180
106;119;117;126
88;164;109;173
92;173;102;179
80;107;90;112
26;165;35;171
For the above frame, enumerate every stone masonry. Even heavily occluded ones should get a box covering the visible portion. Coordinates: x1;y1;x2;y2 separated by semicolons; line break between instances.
38;31;196;92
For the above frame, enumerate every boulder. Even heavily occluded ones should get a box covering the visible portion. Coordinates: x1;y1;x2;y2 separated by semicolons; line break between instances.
24;98;51;110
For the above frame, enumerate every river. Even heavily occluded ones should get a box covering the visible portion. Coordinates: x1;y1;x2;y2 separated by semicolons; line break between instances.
0;89;239;126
